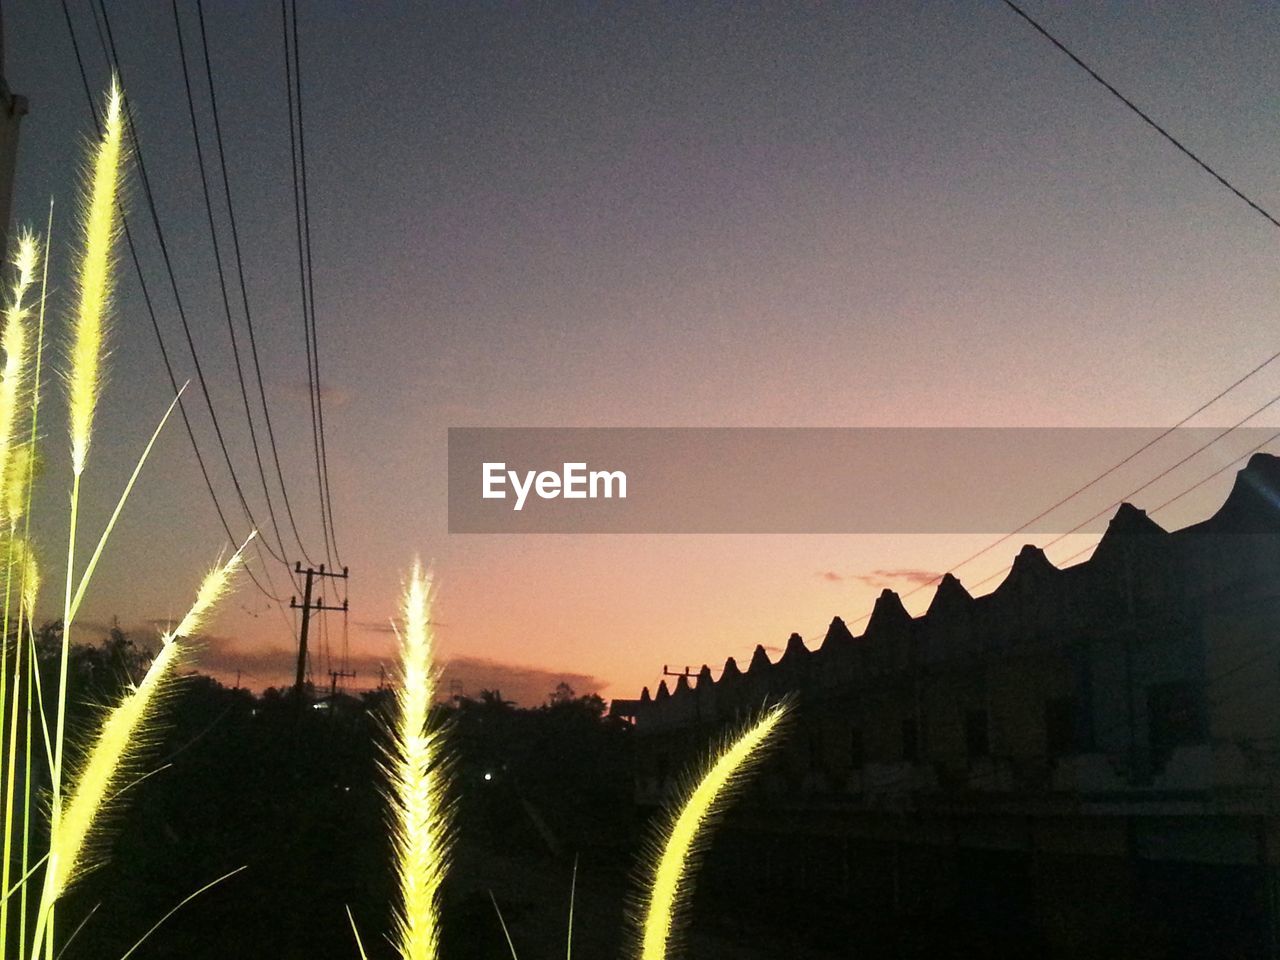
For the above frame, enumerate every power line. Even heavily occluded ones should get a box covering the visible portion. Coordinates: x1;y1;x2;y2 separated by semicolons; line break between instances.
285;0;342;568
845;1;1280;623
877;350;1280;619
970;393;1280;592
61;0;286;606
89;0;292;570
170;0;299;581
1049;427;1280;573
193;0;319;569
998;0;1280;231
279;0;330;570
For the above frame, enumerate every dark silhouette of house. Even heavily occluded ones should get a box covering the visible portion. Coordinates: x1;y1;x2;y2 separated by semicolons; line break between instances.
631;452;1280;957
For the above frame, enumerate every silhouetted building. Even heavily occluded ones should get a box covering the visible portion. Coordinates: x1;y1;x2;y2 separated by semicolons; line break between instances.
632;453;1280;957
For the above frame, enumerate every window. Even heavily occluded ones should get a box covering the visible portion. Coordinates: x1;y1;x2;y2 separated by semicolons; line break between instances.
849;727;865;770
808;731;824;772
902;717;919;763
1148;680;1204;766
1045;696;1081;758
965;709;989;759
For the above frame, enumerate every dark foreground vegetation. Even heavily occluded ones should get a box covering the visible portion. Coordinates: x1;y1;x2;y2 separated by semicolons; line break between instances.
15;625;1268;959
28;624;636;959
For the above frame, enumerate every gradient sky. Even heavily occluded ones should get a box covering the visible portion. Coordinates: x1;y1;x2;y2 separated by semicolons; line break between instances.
6;2;1280;704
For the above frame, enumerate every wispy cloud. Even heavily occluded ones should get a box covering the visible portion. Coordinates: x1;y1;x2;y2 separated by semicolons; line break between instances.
185;638;605;707
437;656;606;706
855;568;942;589
286;381;352;409
819;568;942;589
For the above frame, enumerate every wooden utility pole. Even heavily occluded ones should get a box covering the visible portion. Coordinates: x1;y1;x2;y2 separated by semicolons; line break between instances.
290;562;349;701
0;7;28;262
328;668;356;697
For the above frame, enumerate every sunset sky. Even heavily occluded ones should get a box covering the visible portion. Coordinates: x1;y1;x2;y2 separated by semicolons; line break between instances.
7;2;1280;704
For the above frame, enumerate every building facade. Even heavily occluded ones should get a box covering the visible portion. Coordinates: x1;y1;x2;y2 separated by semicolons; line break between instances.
632;453;1280;957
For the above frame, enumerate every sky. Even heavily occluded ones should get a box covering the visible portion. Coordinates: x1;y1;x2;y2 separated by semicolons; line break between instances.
5;1;1280;705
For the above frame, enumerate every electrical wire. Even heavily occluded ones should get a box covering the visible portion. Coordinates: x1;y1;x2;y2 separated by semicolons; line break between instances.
285;0;342;568
843;0;1280;621
193;0;320;569
90;0;291;570
998;0;1280;231
59;0;286;606
170;0;300;587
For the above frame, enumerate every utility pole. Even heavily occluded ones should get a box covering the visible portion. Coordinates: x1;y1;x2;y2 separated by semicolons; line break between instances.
663;664;701;725
290;562;349;701
0;7;28;261
328;668;356;698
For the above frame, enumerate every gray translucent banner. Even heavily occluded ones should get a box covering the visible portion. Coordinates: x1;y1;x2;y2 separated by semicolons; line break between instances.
447;427;1279;533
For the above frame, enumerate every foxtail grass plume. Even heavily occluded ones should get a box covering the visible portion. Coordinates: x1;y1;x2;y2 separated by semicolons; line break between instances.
635;701;790;960
36;536;250;921
67;79;124;476
388;561;451;960
0;232;39;519
4;442;31;526
18;540;37;621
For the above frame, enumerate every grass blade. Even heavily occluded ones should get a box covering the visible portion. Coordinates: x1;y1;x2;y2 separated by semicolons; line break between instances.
31;536;252;957
488;891;520;960
116;866;246;960
635;701;790;960
67;385;187;622
388;561;451;960
345;905;369;960
566;855;577;960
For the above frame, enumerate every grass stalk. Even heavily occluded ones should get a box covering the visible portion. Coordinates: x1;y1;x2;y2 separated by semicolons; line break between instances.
30;537;252;959
634;701;789;960
18;200;52;960
66;388;185;624
345;906;369;960
116;865;247;960
389;562;450;960
0;229;40;960
47;80;123;959
0;542;36;960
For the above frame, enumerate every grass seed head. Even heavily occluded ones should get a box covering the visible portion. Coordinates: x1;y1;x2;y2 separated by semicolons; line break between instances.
44;536;249;903
388;560;452;960
67;80;124;476
633;700;790;960
0;231;39;523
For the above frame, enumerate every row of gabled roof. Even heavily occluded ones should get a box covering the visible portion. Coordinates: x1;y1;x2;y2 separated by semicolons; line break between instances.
637;452;1280;706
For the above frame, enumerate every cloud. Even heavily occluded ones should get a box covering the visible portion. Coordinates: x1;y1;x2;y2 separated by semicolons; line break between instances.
354;618;450;636
285;381;352;409
188;638;605;707
437;656;606;707
817;571;844;583
855;568;942;589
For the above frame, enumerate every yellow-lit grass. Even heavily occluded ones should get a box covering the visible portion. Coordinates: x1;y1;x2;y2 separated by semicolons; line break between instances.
30;538;252;957
67;80;121;477
387;562;451;960
0;233;38;517
42;81;124;960
54;76;124;802
0;231;40;960
634;701;790;960
15;202;51;959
